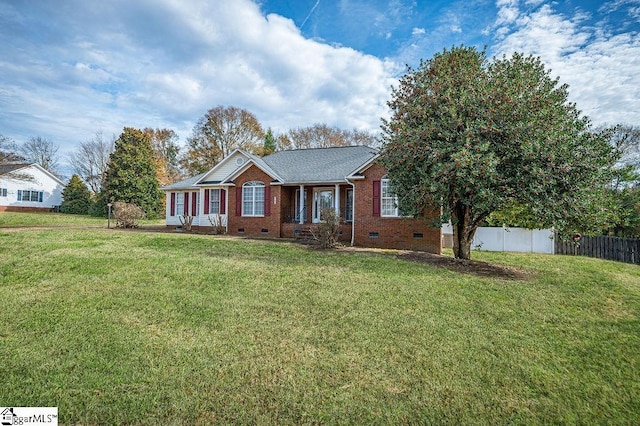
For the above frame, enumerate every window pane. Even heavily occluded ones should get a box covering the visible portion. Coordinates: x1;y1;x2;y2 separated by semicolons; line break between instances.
381;180;390;197
242;182;264;216
243;200;253;216
210;189;220;214
381;179;400;217
345;189;353;221
176;193;184;215
382;199;395;216
254;187;264;202
254;187;264;215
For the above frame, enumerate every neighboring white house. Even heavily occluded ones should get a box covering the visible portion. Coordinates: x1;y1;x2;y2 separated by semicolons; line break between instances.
0;163;64;211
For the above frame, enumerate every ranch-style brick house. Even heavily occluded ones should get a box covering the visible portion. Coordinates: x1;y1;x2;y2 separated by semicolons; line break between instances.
0;163;64;212
162;146;441;253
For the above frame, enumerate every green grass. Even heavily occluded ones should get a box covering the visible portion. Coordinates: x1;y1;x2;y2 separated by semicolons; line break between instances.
0;211;164;227
0;220;639;424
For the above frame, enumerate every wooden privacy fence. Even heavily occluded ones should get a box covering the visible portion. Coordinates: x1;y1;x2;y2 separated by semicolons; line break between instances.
555;234;640;265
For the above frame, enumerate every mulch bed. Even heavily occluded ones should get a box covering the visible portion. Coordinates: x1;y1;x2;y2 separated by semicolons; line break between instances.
397;251;533;280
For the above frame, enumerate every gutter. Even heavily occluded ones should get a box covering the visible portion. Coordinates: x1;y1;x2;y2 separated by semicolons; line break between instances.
345;177;356;247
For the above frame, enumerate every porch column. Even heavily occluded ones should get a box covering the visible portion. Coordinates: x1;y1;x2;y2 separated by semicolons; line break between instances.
299;185;305;224
334;184;340;218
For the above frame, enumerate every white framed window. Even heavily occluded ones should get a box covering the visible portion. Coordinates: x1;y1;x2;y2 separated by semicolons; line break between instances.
175;192;185;216
0;188;7;197
242;181;265;216
209;189;221;214
17;190;43;203
381;179;400;217
345;189;353;222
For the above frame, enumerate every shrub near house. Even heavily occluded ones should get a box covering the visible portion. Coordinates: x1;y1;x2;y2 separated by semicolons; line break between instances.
162;146;441;253
61;174;92;214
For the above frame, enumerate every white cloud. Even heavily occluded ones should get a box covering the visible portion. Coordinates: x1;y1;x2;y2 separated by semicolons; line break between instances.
492;1;640;126
0;0;396;158
412;27;426;36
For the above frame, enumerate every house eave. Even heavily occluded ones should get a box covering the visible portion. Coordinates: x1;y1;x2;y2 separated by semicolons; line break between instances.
279;180;350;186
350;152;380;176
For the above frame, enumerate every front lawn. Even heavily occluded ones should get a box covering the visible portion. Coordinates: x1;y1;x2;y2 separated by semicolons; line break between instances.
0;211;164;227
0;226;638;424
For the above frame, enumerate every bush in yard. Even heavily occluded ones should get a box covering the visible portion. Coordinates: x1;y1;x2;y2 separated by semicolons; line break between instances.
311;208;342;249
208;214;227;235
60;174;93;214
179;214;194;231
113;202;145;228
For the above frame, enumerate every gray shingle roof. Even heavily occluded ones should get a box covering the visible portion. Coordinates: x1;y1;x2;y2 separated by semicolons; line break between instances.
161;172;207;191
243;152;285;183
261;146;378;183
162;146;379;190
0;163;30;174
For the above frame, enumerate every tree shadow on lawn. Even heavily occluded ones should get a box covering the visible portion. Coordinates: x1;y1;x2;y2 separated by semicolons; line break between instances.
395;251;534;281
128;226;534;281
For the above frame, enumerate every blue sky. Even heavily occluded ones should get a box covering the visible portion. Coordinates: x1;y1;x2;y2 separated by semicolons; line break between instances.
0;0;638;168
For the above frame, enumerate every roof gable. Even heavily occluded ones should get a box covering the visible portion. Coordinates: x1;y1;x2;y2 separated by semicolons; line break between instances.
195;150;256;185
0;163;64;185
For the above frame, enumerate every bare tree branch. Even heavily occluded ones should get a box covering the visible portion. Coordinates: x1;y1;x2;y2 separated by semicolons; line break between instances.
287;124;379;149
20;136;60;173
69;132;115;194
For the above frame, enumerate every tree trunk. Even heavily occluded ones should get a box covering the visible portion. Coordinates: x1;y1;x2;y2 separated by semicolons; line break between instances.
451;202;477;260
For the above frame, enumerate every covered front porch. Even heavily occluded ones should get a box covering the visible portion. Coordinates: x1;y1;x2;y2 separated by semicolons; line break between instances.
279;183;353;241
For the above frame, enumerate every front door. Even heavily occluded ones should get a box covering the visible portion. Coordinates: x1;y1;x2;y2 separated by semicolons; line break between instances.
312;188;334;223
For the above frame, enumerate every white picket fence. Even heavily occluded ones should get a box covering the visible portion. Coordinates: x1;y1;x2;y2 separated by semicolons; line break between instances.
442;224;555;254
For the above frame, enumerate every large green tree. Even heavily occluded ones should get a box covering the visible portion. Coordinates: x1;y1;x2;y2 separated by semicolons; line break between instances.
60;174;92;215
381;46;615;260
100;127;164;218
601;124;640;237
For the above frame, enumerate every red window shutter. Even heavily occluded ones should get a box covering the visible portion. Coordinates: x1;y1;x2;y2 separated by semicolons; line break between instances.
372;180;381;217
264;186;271;216
170;192;176;216
184;192;190;215
204;190;210;214
236;187;242;216
192;192;197;215
220;189;226;214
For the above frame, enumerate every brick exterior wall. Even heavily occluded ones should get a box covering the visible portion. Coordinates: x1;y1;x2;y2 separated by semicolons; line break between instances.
352;163;441;254
227;165;282;238
0;205;56;213
194;161;440;253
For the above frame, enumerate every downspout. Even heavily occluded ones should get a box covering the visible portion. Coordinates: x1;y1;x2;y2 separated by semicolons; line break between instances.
345;178;356;246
